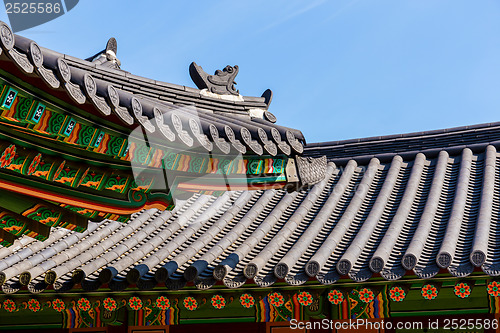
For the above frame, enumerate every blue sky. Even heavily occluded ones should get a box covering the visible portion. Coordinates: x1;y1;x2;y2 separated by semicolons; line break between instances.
1;1;499;143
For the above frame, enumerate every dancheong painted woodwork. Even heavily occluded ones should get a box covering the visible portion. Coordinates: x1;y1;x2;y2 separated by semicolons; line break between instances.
1;20;500;333
0;280;499;330
0;21;326;247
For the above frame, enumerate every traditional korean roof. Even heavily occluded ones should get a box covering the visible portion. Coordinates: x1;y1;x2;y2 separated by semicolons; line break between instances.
0;21;305;158
0;21;328;246
0;120;498;294
304;121;500;163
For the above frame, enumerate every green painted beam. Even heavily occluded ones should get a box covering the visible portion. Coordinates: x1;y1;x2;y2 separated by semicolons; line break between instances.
391;308;489;317
0;324;62;331
179;317;256;324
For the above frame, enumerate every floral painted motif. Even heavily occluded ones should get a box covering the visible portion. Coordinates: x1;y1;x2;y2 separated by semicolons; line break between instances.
454;282;471;299
77;298;91;311
3;299;15;312
328;290;344;305
421;284;438;300
155;296;170;311
103;297;117;312
0;145;16;168
488;281;500;297
268;292;284;307
389;286;406;302
184;297;198;311
211;295;226;309
239;294;255;308
27;299;40;312
52;299;65;312
27;154;42;175
358;288;374;303
297;291;313;306
128;297;143;310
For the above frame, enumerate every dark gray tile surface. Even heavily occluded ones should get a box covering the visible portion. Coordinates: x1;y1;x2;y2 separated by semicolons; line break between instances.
0;22;304;158
0;141;498;292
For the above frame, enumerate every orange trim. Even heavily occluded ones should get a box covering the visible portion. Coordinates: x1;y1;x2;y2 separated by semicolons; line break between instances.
32;108;51;133
0;178;169;214
65;123;81;144
95;134;111;154
177;182;285;191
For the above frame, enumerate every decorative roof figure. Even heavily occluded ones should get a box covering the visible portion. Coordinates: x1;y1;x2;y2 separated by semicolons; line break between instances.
189;62;239;96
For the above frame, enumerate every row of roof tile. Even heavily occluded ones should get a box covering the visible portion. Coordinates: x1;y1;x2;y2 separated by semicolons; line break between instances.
0;21;305;157
305;122;500;163
0;142;498;293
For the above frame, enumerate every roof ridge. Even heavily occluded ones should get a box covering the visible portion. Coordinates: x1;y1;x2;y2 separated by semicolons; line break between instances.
307;121;500;148
304;121;500;162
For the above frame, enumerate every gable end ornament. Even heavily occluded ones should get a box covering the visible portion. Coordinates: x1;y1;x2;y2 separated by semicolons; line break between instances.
189;62;239;96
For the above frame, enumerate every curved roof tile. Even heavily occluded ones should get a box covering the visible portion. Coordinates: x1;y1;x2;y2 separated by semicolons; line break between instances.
0;21;305;158
1;22;500;294
0;139;492;292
